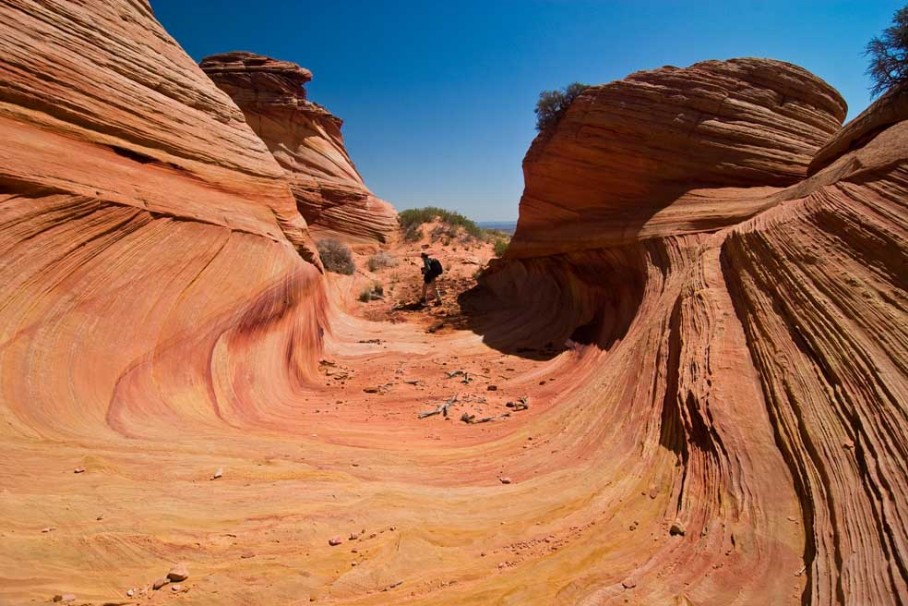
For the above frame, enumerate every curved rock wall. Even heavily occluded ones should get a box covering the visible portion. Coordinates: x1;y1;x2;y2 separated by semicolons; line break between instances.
200;52;399;245
511;59;846;257
484;58;908;603
2;3;906;603
0;0;327;438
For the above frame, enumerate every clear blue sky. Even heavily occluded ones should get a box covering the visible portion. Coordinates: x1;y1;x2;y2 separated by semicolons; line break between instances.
151;1;902;222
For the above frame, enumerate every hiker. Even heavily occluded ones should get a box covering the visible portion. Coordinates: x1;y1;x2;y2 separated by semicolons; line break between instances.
419;251;443;305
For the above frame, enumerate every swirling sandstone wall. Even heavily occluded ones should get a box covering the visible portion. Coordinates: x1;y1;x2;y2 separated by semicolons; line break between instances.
0;0;327;438
200;52;398;245
1;1;906;604
480;58;908;603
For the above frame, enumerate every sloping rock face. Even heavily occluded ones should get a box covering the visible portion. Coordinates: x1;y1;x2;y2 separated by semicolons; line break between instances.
512;59;846;256
200;52;398;245
473;59;908;603
0;2;327;436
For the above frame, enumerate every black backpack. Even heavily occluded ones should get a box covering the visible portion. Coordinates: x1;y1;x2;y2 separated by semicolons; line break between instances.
429;258;443;274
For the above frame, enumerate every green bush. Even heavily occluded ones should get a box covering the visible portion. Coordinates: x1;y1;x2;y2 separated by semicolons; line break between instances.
535;82;588;131
398;207;483;240
316;238;355;275
367;252;398;272
866;5;908;97
493;238;509;257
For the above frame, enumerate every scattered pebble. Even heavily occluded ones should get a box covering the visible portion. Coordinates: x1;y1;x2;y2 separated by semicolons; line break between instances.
328;536;343;546
167;563;189;582
240;551;255;559
499;476;512;485
153;578;169;590
211;468;223;480
487;385;498;391
41;527;54;533
349;532;359;540
171;584;182;592
126;589;134;597
648;484;659;499
622;579;637;589
73;468;85;474
669;521;686;536
52;595;76;603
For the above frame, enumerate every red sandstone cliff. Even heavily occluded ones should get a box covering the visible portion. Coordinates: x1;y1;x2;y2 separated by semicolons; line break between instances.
474;58;908;603
0;1;326;436
200;52;399;245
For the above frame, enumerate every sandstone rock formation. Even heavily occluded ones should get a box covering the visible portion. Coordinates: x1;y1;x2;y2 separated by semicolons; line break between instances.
200;51;398;245
472;58;908;603
1;1;906;604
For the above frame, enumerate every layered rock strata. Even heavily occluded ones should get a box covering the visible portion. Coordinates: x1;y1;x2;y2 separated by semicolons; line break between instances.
473;58;908;603
1;2;906;604
200;51;398;245
0;1;327;434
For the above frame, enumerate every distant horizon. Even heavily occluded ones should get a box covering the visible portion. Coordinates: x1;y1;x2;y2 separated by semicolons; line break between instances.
152;0;903;222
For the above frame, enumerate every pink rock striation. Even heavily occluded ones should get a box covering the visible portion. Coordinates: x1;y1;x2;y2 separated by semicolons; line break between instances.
476;58;908;603
0;1;326;438
0;2;906;604
200;51;398;245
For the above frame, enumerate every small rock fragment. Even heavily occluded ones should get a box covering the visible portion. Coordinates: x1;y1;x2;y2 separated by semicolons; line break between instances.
171;584;182;592
240;551;255;559
167;562;189;582
126;588;134;597
52;595;76;603
73;467;85;474
211;468;223;480
669;521;686;536
349;532;359;540
499;476;512;485
328;536;343;546
621;579;637;589
486;385;498;391
41;527;54;533
153;578;169;590
648;484;658;499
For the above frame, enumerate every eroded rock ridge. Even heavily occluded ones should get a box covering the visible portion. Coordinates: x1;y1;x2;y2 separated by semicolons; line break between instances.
200;51;398;245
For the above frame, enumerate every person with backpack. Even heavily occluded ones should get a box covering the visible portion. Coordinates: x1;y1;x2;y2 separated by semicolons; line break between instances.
419;251;443;305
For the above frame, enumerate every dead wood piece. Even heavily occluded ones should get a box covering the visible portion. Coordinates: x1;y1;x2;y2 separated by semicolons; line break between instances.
506;396;529;411
418;395;459;419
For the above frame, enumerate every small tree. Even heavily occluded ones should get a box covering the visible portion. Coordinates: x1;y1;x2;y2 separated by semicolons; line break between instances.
866;5;908;97
534;82;588;131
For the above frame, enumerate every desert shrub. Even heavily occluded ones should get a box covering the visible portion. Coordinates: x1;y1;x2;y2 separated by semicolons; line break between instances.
867;5;908;96
493;238;509;258
358;282;384;302
367;252;398;272
535;82;588;131
403;223;423;242
316;238;355;275
398;207;483;240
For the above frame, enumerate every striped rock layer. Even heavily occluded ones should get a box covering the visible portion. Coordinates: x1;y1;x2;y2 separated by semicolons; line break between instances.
0;1;906;605
478;58;908;603
201;51;398;245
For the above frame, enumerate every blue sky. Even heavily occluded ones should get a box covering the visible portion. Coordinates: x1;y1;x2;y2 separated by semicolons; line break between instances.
151;1;903;221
